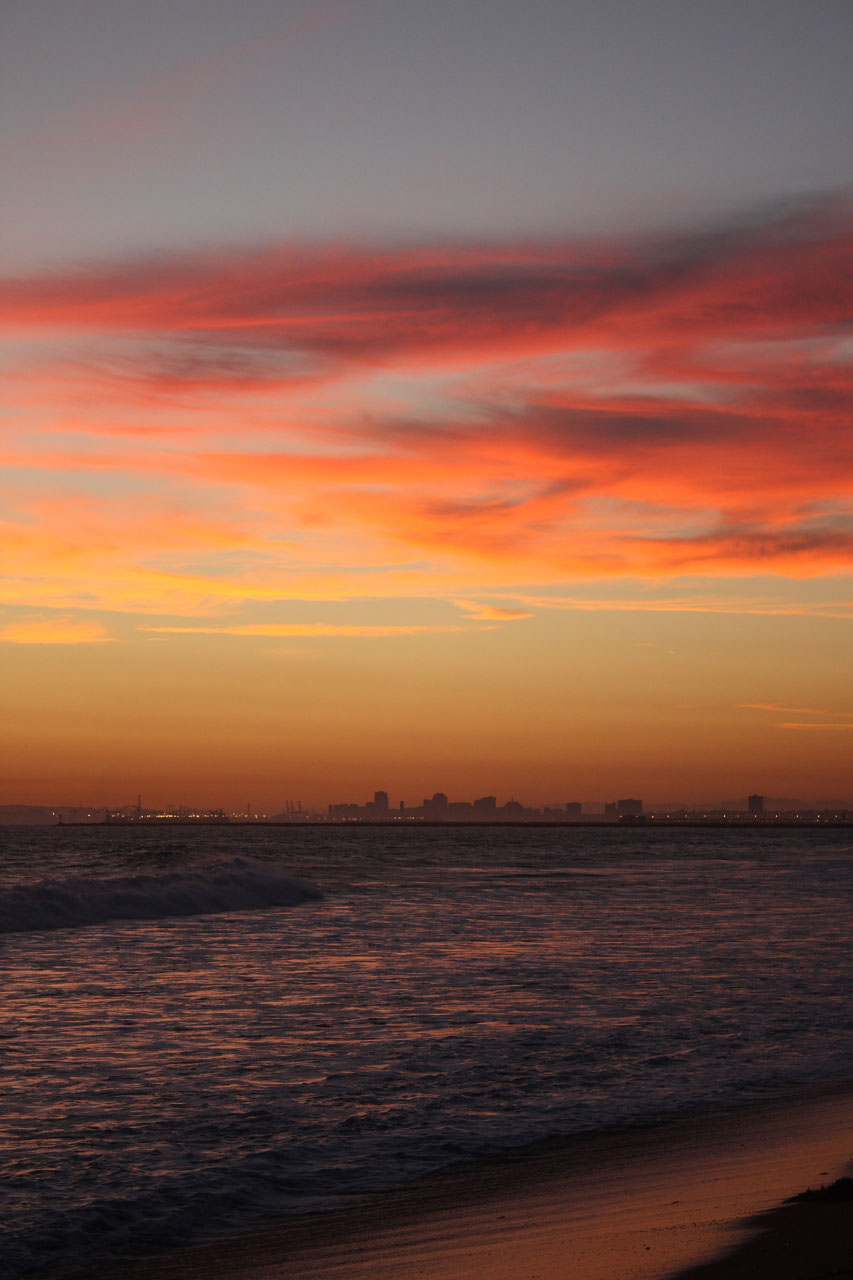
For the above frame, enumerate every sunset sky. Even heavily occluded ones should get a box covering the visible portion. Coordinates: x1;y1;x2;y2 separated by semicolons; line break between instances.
2;0;852;808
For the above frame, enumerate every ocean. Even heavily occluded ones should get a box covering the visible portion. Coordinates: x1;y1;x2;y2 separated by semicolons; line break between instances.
1;823;851;1278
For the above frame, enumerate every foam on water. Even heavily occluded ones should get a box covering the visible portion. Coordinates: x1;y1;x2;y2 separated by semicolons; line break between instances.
0;825;850;1278
0;856;322;933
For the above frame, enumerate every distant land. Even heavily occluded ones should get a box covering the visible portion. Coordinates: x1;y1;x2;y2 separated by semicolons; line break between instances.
2;791;850;827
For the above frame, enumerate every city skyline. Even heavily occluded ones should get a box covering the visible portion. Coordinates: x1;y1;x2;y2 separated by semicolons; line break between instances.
4;782;852;825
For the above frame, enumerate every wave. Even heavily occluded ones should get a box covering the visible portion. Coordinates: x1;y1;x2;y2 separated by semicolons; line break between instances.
0;857;322;934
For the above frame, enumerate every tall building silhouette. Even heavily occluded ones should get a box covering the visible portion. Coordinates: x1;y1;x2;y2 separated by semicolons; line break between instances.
423;792;449;820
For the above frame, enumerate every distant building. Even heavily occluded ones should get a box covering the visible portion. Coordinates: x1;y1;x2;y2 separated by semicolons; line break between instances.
748;793;764;815
604;802;619;818
565;802;582;818
374;790;389;814
618;798;643;817
328;802;362;820
473;795;497;817
423;792;449;820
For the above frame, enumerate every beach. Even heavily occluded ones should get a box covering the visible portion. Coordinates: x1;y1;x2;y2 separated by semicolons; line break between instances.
4;823;851;1279
97;1083;853;1280
6;1;853;1274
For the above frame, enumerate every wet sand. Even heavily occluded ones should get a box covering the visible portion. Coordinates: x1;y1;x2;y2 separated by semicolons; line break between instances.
96;1084;853;1280
672;1175;853;1279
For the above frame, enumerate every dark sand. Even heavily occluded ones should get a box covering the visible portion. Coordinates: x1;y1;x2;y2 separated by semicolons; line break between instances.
95;1084;853;1280
672;1176;853;1279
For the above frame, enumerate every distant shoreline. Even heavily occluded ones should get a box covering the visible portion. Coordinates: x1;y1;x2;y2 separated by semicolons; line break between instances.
52;817;853;829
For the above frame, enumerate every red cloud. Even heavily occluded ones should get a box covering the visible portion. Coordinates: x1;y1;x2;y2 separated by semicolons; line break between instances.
2;201;852;604
3;203;851;358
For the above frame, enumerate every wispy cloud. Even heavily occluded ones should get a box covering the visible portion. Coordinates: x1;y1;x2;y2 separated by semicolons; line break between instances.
0;619;112;645
454;600;534;621
141;622;491;638
777;722;853;730
740;702;853;719
16;6;336;174
739;702;827;714
493;595;853;618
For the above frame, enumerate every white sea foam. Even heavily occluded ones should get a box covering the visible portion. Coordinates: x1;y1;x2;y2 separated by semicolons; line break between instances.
0;857;322;933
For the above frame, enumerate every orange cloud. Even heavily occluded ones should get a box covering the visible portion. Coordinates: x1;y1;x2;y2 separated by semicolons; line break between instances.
455;601;534;621
0;619;112;644
2;202;852;617
777;722;853;730
738;703;830;714
492;592;853;618
142;622;489;638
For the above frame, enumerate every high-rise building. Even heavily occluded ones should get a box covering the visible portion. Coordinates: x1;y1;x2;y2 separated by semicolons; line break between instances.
618;798;643;817
748;794;764;815
374;790;389;814
423;792;449;820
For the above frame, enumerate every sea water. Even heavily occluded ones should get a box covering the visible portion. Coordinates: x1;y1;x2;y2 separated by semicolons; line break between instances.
1;823;851;1278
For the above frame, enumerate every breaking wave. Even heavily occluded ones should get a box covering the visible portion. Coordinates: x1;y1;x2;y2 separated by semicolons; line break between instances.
0;858;322;934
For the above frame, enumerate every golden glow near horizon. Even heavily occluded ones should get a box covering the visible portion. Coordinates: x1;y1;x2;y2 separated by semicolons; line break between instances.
2;220;853;808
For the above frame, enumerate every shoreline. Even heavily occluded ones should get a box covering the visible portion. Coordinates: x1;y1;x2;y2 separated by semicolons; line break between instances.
56;818;853;828
91;1080;853;1280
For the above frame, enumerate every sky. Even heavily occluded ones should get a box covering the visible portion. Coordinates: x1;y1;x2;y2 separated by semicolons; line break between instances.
2;0;852;809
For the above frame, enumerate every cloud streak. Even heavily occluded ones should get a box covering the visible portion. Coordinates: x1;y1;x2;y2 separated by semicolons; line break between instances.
778;722;853;731
0;619;112;645
142;622;490;638
2;200;852;620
